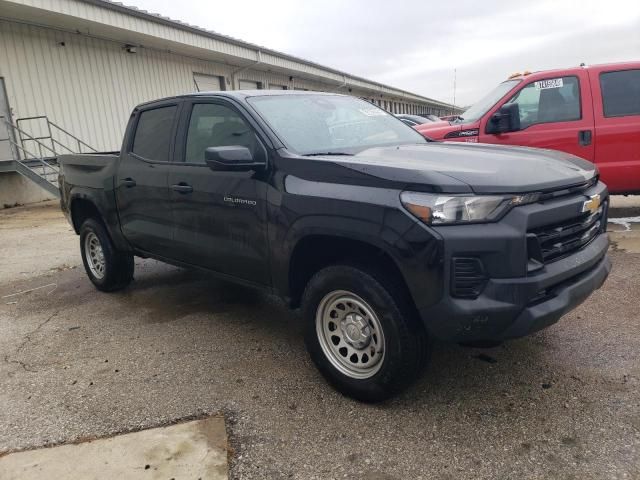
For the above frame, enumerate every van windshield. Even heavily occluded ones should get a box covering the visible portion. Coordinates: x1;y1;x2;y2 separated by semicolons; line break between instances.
247;94;427;155
454;80;520;124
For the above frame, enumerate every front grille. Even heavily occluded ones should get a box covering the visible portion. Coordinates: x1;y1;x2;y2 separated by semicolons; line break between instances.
451;257;486;298
528;202;605;263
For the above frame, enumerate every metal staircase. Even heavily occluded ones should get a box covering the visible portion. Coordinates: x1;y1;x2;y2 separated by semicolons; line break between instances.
0;116;97;198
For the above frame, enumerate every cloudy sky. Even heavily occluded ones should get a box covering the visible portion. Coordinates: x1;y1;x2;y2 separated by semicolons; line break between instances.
125;0;640;107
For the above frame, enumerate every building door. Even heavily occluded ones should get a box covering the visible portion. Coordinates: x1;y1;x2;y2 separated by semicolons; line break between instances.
193;73;224;92
238;80;261;90
0;78;15;161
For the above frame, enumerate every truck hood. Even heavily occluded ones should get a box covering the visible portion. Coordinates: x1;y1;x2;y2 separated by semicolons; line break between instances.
414;121;463;140
328;142;597;194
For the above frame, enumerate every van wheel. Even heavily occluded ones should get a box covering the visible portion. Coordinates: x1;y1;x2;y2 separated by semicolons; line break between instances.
79;218;134;292
302;265;429;402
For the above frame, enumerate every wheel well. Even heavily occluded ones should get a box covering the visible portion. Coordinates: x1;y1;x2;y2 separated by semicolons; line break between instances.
288;235;416;312
70;198;102;233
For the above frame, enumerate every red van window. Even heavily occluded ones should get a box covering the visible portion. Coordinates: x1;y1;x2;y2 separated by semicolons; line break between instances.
600;69;640;118
504;76;581;128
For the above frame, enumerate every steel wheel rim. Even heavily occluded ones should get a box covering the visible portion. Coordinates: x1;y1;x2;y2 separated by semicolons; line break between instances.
84;232;105;280
315;290;385;379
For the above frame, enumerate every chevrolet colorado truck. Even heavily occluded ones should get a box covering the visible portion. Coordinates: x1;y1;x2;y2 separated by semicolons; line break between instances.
58;91;611;402
416;62;640;195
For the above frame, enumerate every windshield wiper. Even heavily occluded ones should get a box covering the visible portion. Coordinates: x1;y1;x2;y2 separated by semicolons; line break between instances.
303;152;354;157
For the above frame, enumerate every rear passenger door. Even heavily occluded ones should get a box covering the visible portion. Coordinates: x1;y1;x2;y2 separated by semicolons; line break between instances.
481;72;595;161
115;102;180;257
167;99;270;285
589;67;640;193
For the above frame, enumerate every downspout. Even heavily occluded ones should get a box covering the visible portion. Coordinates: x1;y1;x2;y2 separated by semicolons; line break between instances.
335;74;348;91
231;50;263;89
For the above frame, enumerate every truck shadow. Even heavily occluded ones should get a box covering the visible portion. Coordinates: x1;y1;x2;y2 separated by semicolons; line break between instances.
120;260;563;404
121;265;268;324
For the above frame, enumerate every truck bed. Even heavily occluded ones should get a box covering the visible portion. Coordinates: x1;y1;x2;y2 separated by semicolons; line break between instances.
58;152;120;190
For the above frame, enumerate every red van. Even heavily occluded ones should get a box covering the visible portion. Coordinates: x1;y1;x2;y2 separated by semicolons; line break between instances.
416;62;640;194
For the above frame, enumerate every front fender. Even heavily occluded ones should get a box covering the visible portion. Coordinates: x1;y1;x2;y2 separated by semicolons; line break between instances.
270;202;444;310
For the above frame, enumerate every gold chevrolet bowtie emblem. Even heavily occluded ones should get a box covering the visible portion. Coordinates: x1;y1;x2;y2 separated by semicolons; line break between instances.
582;194;601;214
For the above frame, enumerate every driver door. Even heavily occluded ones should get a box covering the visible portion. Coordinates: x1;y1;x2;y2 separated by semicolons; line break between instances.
167;99;270;285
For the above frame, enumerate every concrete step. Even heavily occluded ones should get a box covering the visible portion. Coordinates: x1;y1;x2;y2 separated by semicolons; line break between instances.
0;416;228;479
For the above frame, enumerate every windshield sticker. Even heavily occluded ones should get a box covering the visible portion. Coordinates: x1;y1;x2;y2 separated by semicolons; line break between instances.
359;108;386;117
535;78;563;90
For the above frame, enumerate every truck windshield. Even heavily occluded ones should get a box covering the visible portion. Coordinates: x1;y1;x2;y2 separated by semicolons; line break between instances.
247;94;427;155
454;79;520;124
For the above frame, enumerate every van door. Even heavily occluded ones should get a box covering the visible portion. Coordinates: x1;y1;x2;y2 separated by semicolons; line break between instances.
480;72;595;161
589;67;640;194
115;102;180;257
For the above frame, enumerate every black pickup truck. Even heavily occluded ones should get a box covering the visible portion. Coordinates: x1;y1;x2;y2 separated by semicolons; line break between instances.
59;91;611;401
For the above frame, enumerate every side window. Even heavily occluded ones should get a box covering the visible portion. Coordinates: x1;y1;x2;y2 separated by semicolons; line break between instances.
185;103;260;164
132;106;177;161
505;76;581;128
600;69;640;118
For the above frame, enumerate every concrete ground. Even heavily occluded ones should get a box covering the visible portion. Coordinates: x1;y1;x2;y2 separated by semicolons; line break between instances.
1;199;639;480
0;417;227;480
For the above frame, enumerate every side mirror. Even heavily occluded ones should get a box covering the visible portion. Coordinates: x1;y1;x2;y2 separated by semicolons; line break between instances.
486;103;521;134
204;146;264;171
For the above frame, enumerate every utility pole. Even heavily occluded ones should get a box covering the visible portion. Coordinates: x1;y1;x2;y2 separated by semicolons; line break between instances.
452;68;457;115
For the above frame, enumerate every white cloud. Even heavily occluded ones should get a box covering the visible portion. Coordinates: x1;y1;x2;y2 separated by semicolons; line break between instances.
124;0;640;106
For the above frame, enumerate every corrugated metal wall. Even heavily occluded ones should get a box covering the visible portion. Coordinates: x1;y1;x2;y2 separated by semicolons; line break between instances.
0;18;450;152
0;19;229;150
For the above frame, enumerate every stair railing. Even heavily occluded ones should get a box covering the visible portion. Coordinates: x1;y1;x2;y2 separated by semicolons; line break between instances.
16;116;97;157
1;117;59;179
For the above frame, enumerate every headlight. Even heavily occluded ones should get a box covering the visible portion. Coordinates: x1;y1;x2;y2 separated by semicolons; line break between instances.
400;191;539;225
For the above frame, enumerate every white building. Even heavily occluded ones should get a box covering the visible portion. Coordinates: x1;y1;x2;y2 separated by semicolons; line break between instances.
0;0;458;205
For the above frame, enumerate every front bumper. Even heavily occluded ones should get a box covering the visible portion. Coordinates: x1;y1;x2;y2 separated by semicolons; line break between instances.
419;232;610;342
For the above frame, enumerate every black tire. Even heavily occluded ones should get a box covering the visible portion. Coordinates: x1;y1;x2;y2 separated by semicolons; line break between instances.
302;264;429;402
79;218;134;292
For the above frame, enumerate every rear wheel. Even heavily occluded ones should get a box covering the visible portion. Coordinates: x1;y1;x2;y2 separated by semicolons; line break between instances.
79;218;134;292
302;265;429;402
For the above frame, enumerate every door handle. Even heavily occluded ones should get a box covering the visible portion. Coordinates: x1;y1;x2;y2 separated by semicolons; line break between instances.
122;178;136;188
578;130;592;146
171;182;193;194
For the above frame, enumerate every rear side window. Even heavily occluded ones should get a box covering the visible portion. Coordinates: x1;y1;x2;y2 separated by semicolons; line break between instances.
600;69;640;118
132;106;177;161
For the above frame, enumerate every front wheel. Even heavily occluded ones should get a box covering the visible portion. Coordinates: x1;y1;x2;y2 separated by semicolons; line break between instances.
302;265;429;402
79;218;134;292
